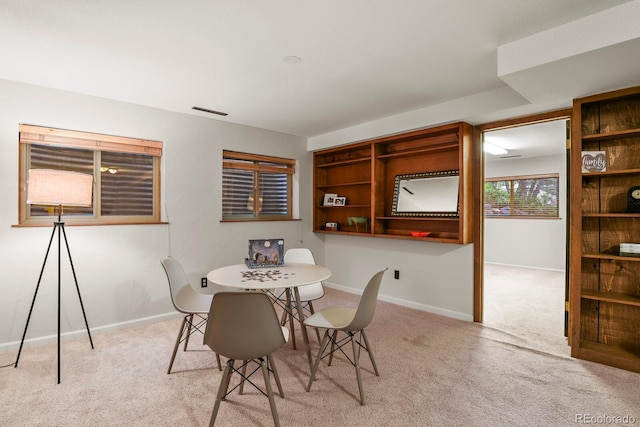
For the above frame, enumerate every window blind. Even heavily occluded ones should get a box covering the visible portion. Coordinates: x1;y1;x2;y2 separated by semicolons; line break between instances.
484;174;559;217
222;150;294;220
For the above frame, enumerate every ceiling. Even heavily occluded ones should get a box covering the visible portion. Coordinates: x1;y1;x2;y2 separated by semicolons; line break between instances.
0;1;637;139
484;119;568;163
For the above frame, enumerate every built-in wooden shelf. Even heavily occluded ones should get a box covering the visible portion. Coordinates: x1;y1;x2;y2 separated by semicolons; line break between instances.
316;157;372;168
582;128;640;141
581;168;640;177
570;85;640;374
317;181;371;188
317;205;371;209
375;142;458;159
582;253;640;262
376;216;458;221
582;212;640;218
313;122;473;244
581;290;640;307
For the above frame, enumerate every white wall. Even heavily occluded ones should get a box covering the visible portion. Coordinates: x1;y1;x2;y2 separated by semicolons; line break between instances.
0;79;315;350
323;235;474;320
484;154;567;271
1;77;575;352
0;77;477;355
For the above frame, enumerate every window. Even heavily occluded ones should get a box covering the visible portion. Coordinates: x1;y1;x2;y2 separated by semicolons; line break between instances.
222;150;295;220
484;174;559;218
19;124;162;225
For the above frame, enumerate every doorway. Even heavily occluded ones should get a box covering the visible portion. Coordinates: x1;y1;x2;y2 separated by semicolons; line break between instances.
476;113;571;355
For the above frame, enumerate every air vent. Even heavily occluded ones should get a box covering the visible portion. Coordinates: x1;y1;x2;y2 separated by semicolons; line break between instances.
499;154;522;159
192;106;228;116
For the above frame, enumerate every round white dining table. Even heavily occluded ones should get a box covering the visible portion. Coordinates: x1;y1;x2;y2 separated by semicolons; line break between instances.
207;262;332;371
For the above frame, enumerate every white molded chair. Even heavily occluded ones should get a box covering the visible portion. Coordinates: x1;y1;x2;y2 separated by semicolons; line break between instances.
276;248;325;346
161;257;221;374
204;292;289;427
304;268;387;405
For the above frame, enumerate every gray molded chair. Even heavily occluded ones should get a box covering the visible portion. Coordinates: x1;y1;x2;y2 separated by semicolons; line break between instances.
204;292;289;427
304;268;387;405
161;257;222;374
275;248;325;346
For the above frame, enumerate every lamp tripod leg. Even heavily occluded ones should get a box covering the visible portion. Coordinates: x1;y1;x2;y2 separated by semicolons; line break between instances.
15;223;58;368
57;221;61;384
60;223;94;350
15;220;94;385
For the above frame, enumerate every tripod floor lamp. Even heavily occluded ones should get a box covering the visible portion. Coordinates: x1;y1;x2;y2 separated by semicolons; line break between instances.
15;169;95;384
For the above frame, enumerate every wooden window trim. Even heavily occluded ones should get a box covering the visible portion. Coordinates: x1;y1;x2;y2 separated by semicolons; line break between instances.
222;161;294;175
484;173;560;219
485;173;558;182
18;124;162;225
19;124;162;156
222;150;294;221
223;150;296;167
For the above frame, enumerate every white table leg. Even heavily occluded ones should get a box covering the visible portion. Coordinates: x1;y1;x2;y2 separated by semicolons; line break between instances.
285;288;297;350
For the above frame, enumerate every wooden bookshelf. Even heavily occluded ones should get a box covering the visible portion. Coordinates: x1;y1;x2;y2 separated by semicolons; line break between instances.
313;122;473;244
570;85;640;372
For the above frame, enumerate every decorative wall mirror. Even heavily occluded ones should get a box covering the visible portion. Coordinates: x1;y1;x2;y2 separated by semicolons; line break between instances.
391;170;460;217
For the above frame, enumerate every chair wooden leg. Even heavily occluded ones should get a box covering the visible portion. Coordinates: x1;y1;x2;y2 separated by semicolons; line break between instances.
279;288;290;326
210;360;234;427
360;329;379;376
351;333;365;405
328;330;338;366
287;312;297;350
307;330;330;392
308;302;322;344
222;360;234;400
260;358;281;427
285;289;297;350
267;354;285;398
183;313;194;351
239;361;248;395
168;315;188;374
215;353;222;371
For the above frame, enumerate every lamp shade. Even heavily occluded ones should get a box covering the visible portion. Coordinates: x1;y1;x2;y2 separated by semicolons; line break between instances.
27;169;93;207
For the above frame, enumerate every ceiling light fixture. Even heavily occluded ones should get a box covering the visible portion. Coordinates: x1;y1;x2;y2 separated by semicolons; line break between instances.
192;106;228;116
484;141;508;155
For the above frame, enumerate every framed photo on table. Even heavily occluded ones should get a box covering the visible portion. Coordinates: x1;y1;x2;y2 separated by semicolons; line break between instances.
246;238;284;269
323;193;337;206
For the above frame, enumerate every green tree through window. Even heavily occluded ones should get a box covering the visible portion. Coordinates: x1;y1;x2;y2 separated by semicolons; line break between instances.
484;174;559;217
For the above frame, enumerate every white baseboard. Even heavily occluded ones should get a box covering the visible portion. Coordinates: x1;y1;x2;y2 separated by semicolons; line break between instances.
0;311;181;353
484;261;565;273
2;282;476;353
325;282;473;322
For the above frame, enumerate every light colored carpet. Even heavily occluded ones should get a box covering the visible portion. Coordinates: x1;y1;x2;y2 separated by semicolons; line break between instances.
483;263;569;356
1;286;639;426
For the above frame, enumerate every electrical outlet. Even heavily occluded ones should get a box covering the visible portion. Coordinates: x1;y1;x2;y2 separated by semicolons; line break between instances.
394;270;400;280
201;277;208;288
